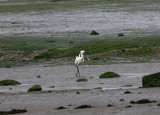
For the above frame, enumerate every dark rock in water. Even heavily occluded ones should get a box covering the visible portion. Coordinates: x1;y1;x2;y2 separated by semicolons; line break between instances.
90;30;99;35
76;92;80;94
0;109;27;114
124;91;131;94
142;72;160;87
118;33;124;36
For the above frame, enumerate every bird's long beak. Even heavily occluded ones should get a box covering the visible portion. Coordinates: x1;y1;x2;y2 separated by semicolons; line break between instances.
85;54;90;61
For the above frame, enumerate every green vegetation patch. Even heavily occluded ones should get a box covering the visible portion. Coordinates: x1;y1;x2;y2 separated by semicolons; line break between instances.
142;72;160;87
122;85;132;87
0;79;21;86
0;109;27;114
0;53;5;57
123;47;156;56
75;105;92;109
30;37;160;60
92;57;100;60
76;78;88;82
27;84;42;92
99;72;120;78
93;87;102;90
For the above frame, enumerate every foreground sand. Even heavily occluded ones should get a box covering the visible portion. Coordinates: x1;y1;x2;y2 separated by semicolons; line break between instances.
0;88;160;115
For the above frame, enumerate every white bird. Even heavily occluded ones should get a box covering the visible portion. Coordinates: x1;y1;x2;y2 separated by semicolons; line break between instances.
75;50;89;76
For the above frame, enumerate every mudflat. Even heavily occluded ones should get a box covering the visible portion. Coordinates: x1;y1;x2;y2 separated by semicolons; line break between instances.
0;63;160;114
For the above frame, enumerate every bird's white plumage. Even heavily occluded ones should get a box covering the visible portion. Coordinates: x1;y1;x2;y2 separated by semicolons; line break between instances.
75;50;85;66
75;50;88;76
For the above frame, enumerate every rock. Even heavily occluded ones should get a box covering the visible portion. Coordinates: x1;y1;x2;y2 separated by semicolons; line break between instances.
99;72;120;78
0;80;21;86
142;72;160;87
36;75;41;78
76;78;88;82
157;103;160;106
0;109;27;114
27;85;42;92
130;99;156;104
107;104;114;107
56;106;66;110
125;105;132;108
124;91;131;94
120;99;124;101
118;33;124;36
76;92;80;94
74;105;92;109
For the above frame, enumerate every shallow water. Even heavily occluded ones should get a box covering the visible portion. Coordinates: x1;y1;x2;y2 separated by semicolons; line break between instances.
0;63;159;93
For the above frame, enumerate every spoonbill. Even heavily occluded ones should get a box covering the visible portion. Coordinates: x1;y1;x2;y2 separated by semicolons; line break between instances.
75;50;89;76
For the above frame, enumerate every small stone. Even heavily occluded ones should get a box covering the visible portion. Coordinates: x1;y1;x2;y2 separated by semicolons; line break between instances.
76;92;80;94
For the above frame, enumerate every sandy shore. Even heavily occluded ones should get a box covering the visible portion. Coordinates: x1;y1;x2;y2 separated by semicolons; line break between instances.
0;63;160;114
0;88;160;115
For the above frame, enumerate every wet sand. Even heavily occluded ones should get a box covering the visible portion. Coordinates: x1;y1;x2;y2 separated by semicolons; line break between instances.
0;63;160;114
0;63;160;93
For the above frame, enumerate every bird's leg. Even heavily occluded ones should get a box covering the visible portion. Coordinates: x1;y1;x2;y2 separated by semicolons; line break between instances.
78;66;80;76
79;69;80;76
76;66;80;77
76;66;79;76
